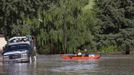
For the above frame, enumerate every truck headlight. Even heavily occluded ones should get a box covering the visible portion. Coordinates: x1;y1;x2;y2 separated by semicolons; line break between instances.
22;53;28;57
3;56;9;60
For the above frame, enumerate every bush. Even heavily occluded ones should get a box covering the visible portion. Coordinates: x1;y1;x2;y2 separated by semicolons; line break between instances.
99;45;118;54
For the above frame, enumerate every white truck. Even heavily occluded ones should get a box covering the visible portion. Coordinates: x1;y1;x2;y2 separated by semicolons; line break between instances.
2;36;36;63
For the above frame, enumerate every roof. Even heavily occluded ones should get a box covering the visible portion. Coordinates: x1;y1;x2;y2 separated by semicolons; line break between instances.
7;42;30;46
8;36;28;42
8;36;31;45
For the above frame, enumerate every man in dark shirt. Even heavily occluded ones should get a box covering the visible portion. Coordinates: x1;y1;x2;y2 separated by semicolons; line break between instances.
83;49;89;56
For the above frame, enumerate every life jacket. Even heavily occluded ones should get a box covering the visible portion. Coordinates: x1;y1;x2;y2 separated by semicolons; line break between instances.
77;52;82;56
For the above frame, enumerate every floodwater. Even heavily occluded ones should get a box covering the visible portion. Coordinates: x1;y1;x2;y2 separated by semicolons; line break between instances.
0;55;134;75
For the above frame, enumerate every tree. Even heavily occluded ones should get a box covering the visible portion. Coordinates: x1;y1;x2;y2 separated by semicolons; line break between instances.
0;0;97;54
95;0;134;54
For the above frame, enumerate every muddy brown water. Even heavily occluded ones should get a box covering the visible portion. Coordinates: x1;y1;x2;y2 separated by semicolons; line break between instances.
0;55;134;75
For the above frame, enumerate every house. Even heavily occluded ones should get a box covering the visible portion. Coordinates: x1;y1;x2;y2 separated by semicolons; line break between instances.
0;34;7;52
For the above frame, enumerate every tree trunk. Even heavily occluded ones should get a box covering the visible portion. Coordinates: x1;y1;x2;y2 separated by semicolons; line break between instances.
125;45;130;55
63;14;67;54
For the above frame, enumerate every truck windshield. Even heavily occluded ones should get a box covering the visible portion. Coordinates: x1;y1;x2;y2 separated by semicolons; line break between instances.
4;44;31;52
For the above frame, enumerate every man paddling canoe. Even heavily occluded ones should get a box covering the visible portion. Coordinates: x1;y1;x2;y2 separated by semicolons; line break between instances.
75;49;89;57
77;49;82;56
83;49;89;56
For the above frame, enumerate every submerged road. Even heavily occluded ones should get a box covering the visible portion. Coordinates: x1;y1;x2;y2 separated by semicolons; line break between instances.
0;55;134;75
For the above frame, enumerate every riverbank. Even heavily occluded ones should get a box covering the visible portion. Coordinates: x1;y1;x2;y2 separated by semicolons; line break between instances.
99;50;134;56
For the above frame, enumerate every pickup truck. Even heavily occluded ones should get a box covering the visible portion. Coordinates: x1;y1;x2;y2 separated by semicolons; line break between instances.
3;43;32;62
2;36;36;63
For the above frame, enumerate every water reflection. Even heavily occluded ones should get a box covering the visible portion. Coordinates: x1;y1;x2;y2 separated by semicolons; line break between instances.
97;56;134;75
0;55;134;75
2;62;37;75
51;60;98;72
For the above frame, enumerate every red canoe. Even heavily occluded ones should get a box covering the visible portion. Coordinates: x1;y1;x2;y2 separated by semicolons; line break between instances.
62;54;101;60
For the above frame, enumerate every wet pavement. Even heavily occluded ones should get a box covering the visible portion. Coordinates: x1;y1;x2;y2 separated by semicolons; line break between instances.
0;55;134;75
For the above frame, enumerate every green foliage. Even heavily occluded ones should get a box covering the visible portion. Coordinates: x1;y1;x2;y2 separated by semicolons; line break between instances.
1;0;134;54
0;0;97;54
100;45;118;54
95;0;134;53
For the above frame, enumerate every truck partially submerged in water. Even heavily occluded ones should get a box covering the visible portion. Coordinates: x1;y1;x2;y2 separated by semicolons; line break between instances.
2;36;36;63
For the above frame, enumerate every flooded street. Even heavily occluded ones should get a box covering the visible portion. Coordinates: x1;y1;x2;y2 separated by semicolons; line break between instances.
0;55;134;75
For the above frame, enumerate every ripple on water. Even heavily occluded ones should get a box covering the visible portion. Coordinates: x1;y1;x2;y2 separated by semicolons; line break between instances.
51;60;98;73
